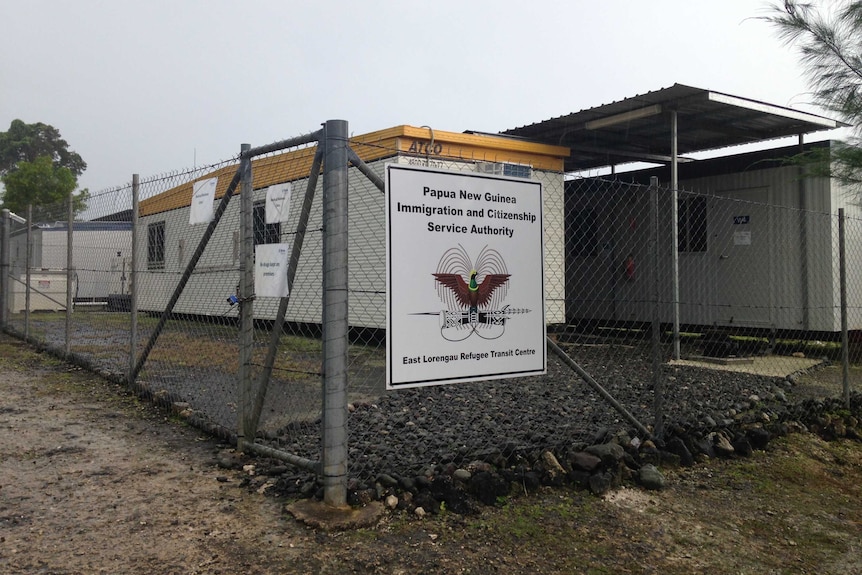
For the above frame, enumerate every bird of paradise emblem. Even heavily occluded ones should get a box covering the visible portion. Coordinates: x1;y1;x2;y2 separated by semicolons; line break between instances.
417;244;530;341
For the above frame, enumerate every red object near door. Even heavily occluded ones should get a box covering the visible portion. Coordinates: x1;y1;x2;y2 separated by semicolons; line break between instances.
625;255;635;280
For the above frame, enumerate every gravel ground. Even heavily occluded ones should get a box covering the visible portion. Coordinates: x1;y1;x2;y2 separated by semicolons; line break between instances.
266;342;822;488
12;316;837;489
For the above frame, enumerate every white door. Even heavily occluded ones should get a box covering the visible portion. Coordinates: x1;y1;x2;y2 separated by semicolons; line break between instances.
714;188;772;326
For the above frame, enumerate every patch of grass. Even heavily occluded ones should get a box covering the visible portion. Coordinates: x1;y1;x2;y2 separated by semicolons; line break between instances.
701;435;862;570
13;311;387;382
140;330;322;377
277;334;322;353
470;492;607;552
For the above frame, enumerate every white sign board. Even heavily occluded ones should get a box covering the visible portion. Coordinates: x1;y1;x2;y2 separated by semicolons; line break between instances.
265;183;292;223
733;231;752;246
385;163;546;389
254;243;290;298
189;178;218;225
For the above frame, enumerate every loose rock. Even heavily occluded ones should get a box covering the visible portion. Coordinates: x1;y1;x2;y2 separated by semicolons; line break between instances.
637;464;665;490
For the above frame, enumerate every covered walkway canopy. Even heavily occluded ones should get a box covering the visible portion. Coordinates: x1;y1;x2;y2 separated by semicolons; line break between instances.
499;83;845;173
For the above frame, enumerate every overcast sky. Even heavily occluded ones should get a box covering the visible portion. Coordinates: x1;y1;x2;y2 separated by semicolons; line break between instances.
0;0;841;201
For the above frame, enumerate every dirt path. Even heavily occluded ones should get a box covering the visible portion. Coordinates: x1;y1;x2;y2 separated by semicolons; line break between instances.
0;337;309;574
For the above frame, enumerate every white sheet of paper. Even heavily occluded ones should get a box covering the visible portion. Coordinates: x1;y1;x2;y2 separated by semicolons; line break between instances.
733;231;751;245
255;243;290;298
189;178;218;225
265;183;292;223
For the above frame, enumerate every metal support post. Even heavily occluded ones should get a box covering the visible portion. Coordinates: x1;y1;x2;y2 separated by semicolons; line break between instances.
129;174;140;385
321;119;349;508
799;135;810;330
649;177;664;437
0;209;10;329
238;144;255;450
65;192;73;356
670;110;680;360
25;205;32;338
839;208;850;409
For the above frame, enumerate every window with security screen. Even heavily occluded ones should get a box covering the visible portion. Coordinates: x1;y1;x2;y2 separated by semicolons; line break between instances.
502;163;532;179
253;201;281;245
571;209;598;257
147;221;165;269
476;161;533;179
677;197;707;252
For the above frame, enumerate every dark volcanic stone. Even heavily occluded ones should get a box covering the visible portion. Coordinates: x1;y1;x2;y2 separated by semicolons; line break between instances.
746;427;771;450
665;436;694;466
413;491;440;514
470;471;510;505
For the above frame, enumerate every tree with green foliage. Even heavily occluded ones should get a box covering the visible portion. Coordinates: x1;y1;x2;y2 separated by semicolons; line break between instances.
762;1;862;187
0;120;88;220
1;156;88;221
0;119;86;177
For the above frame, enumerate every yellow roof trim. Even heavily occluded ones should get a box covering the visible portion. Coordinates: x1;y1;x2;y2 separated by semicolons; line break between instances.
139;125;569;217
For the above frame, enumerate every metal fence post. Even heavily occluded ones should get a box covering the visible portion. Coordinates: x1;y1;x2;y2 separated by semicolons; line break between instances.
65;192;73;356
238;144;254;451
839;208;850;409
321;119;349;508
650;176;665;437
25;204;32;339
0;209;9;329
129;174;140;385
670;111;681;361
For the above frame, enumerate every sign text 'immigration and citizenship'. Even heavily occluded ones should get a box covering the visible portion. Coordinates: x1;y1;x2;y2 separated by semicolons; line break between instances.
396;186;538;239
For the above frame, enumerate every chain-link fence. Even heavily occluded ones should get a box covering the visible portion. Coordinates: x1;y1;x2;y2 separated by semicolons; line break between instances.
561;173;861;435
2;122;860;507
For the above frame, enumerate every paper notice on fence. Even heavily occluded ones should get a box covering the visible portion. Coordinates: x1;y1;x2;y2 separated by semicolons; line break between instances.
255;243;290;298
189;178;218;225
265;183;292;223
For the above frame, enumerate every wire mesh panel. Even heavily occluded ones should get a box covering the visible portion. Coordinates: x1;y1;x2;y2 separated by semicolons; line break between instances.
63;187;134;372
560;174;862;438
3;214;31;334
260;137;657;487
5;196;78;353
246;143;327;458
131;158;275;437
555;177;664;439
3;127;862;502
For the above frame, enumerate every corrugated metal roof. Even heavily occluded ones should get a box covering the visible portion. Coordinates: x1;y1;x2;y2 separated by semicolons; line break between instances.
500;84;846;172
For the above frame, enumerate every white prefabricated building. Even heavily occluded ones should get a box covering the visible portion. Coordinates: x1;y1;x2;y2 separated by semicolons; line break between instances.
566;141;862;335
502;83;847;337
136;125;569;328
9;221;133;308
